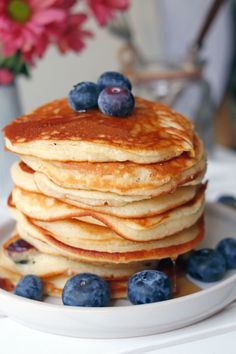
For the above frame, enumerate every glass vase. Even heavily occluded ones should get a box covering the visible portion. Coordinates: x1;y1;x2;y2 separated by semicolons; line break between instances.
0;83;22;200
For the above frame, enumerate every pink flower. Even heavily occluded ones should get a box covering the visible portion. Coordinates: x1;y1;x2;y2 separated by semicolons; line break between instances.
0;69;14;85
55;13;92;54
0;0;90;63
0;0;130;69
87;0;129;26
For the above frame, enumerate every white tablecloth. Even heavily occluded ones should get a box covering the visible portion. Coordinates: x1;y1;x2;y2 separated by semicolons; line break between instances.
0;146;236;354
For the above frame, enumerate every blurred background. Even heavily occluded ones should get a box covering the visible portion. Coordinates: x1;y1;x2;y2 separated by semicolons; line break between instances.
1;0;236;201
16;0;232;106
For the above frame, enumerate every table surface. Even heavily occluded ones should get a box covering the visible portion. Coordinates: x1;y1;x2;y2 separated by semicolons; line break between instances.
1;146;236;354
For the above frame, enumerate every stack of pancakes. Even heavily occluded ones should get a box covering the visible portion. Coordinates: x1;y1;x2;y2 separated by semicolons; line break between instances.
1;97;206;299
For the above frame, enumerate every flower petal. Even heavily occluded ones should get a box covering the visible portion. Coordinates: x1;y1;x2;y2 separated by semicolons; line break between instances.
31;9;66;24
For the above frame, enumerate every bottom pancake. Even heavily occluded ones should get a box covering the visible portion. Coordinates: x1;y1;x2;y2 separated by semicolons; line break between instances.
0;260;201;300
0;266;127;299
0;234;140;299
0;234;158;281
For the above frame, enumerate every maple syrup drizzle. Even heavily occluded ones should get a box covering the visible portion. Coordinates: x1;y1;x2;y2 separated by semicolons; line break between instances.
170;256;178;293
158;255;201;298
0;278;14;292
174;276;201;298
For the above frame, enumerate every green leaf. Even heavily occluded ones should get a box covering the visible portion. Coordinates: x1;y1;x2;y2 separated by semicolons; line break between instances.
0;52;30;78
20;63;30;77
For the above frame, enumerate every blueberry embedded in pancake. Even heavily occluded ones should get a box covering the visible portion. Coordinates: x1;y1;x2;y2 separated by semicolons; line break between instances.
7;238;34;255
5;237;36;265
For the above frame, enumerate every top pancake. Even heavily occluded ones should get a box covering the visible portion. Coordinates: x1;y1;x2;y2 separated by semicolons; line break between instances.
3;97;195;163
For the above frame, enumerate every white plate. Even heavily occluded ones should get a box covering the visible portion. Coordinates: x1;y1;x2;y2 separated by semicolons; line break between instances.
0;203;236;339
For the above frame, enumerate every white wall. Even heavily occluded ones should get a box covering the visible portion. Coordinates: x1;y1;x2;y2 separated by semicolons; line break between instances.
161;0;233;104
17;0;233;112
18;19;122;112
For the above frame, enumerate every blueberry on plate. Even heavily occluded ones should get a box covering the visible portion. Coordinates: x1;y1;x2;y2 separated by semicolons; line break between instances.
68;81;100;111
62;273;110;307
187;248;226;282
216;238;236;269
97;71;132;91
98;87;134;117
217;195;236;208
14;275;43;300
127;270;171;305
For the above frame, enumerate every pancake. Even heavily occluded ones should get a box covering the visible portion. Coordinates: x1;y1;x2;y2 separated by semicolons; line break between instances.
12;161;200;217
12;159;204;207
0;266;19;288
11;161;39;193
13;162;149;207
33;163;205;206
3;97;195;164
11;186;204;242
20;134;206;197
11;207;204;264
37;177;202;217
1;234;158;280
2;92;207;300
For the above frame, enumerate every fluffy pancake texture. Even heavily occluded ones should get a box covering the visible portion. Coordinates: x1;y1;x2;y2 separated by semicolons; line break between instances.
12;162;200;217
3;97;195;163
1;234;158;280
10;206;204;264
20;133;205;196
11;186;204;242
2;94;207;300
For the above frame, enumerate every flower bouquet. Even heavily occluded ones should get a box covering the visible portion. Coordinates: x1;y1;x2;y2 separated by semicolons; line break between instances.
0;0;130;85
0;0;129;197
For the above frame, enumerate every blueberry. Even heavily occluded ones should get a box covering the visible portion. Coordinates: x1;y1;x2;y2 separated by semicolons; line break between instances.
187;248;226;282
14;275;43;300
97;71;132;91
7;239;34;254
98;87;134;117
216;238;236;269
217;195;236;208
62;273;110;307
127;270;171;305
68;82;100;111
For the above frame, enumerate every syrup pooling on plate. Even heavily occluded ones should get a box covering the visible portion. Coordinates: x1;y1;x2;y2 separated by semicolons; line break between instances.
158;255;201;296
0;278;14;292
